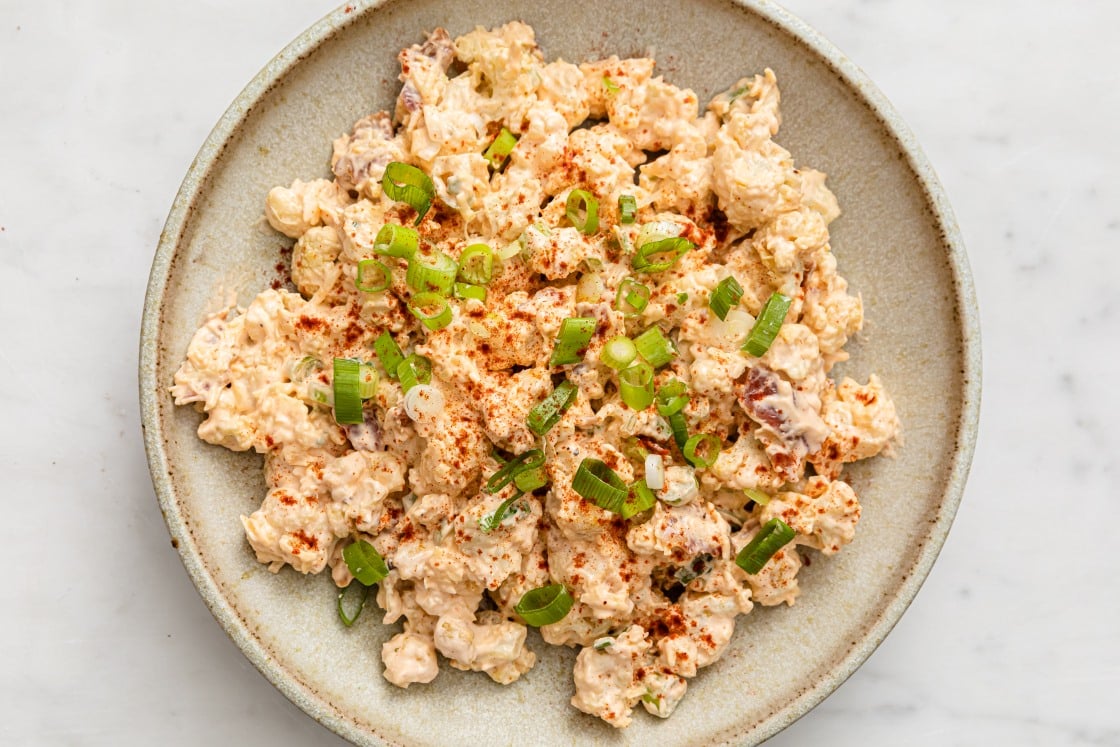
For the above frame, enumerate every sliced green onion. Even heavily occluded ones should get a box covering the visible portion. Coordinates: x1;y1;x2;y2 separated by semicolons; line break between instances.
602;76;620;95
655;379;689;417
374;224;419;259
479;491;526;533
484;449;545;494
514;583;574;627
458;243;494;285
513;465;549;493
549;317;597;366
527;379;579;436
396;354;431;393
683;433;722;469
483;127;517;169
566;189;600;235
633;236;693;273
358;363;379;399
355;259;391;292
709;276;744;320
619;361;654;410
406;251;458;295
622;479;656;519
618;194;636;224
572;458;628;514
343;539;389;585
600;336;637;370
382;161;435;225
615;277;651;316
454;282;487;302
622;436;650;463
744;488;771;506
373;331;404;380
408;292;453;331
743;292;792;357
735;518;796;574
667;411;689;449
337;581;370;627
633;326;677;368
677;292;689;304
332;358;364;425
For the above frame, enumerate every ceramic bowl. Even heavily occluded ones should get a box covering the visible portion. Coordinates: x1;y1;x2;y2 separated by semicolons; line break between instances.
140;1;980;744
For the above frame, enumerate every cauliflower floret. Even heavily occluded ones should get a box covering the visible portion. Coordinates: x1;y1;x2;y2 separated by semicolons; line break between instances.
265;178;349;238
291;226;342;299
570;625;651;728
801;251;863;366
433;612;536;684
382;631;439;688
322;450;407;534
627;501;730;563
240;486;336;574
761;476;861;555
331;112;405;197
811;375;901;478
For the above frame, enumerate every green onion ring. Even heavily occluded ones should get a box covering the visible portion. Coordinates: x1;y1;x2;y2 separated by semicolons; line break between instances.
735;518;796;574
600;336;638;370
381;161;435;225
408;291;453;331
457;243;494;285
478;491;526;533
453;282;487;302
742;292;792;357
406;251;458;295
618;194;637;224
373;331;405;380
744;487;771;506
633;326;677;368
514;583;574;627
527;380;579;436
622;479;656;519
572;458;629;514
355;259;392;293
337;581;370;627
549;317;597;367
396;354;432;393
483;127;518;169
683;433;722;469
615;277;650;316
667;410;689;449
483;449;545;494
709;275;744;321
358;363;379;400
513;465;549;493
332;358;364;425
343;539;389;586
374;224;419;259
619;361;655;411
633;236;693;273
566;189;600;235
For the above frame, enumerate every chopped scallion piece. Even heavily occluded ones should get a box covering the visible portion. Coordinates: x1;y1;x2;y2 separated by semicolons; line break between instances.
406;251;458;295
655;379;689;417
483;127;518;169
453;282;487;302
381;161;435;225
633;236;693;273
337;581;369;627
633;326;677;368
572;458;628;514
615;277;651;317
667;410;689;449
408;291;453;331
514;583;574;627
618;194;637;224
735;518;796;574
600;336;638;370
676;292;689;305
619;361;654;410
602;76;620;94
565;189;600;235
683;433;722;469
396;354;431;393
358;363;378;400
373;331;404;380
549;317;597;366
457;243;494;285
479;491;526;533
622;479;656;519
742;292;792;357
709;276;744;320
744;487;771;506
483;449;545;494
332;358;364;425
526;379;579;436
374;224;419;259
343;539;389;585
513;465;549;493
355;259;391;292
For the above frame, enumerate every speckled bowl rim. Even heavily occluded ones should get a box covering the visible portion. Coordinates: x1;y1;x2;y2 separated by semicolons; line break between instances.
139;1;981;744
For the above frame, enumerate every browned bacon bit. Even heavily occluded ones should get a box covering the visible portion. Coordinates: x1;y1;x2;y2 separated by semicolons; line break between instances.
736;366;828;481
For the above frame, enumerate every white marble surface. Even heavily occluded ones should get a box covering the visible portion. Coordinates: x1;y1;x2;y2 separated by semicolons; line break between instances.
1;1;1117;744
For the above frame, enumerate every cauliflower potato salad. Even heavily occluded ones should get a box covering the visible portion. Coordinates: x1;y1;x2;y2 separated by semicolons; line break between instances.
171;22;901;728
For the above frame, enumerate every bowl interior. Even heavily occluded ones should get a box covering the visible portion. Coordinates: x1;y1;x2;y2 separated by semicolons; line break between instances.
142;0;978;744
